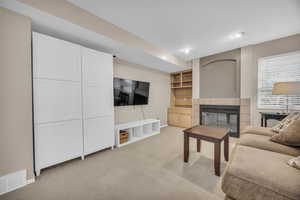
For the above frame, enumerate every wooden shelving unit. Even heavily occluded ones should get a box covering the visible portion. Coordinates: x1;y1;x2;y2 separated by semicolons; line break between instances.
171;69;193;89
168;69;193;128
170;69;193;107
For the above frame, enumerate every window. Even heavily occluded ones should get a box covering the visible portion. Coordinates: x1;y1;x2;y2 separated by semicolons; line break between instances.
257;51;300;110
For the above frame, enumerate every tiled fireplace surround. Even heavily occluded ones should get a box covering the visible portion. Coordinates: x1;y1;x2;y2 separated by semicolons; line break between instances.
192;98;251;133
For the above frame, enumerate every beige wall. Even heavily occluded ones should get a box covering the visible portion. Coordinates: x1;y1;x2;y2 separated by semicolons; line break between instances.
199;49;241;98
193;35;300;127
0;8;34;179
241;34;300;126
113;59;170;125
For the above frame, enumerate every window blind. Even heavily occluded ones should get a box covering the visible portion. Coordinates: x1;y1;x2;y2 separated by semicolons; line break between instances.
257;51;300;110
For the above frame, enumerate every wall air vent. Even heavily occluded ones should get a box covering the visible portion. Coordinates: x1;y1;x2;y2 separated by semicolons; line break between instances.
0;170;27;195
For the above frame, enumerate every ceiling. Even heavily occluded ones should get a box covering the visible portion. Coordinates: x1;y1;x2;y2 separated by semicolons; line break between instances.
0;0;190;72
1;0;300;72
67;0;300;60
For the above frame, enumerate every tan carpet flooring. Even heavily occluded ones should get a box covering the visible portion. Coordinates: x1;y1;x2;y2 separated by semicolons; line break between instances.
1;126;236;200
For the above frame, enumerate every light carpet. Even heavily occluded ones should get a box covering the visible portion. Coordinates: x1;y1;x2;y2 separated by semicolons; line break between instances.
1;126;236;200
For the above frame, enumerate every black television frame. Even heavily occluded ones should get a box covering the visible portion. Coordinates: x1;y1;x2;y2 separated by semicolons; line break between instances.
113;77;150;106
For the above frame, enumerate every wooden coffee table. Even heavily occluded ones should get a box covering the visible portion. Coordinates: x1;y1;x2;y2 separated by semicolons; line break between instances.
183;125;230;176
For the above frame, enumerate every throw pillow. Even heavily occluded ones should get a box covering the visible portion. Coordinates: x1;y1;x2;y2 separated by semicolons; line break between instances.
270;119;300;146
287;156;300;170
272;123;284;133
272;112;300;133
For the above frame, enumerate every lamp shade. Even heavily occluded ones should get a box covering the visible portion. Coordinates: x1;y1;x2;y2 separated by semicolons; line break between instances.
272;81;300;95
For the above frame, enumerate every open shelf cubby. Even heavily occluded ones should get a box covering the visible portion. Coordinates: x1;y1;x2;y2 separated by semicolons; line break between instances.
170;69;192;89
143;123;153;135
115;119;160;147
171;81;193;108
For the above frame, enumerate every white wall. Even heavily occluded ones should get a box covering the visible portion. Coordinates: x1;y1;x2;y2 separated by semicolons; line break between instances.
113;59;170;125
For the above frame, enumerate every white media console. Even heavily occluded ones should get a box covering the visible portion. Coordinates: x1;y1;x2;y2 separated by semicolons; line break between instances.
115;119;160;147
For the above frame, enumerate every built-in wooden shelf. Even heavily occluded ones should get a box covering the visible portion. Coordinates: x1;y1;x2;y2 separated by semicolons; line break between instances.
182;80;192;83
175;104;192;107
176;95;192;98
168;69;193;128
175;105;192;108
182;86;192;88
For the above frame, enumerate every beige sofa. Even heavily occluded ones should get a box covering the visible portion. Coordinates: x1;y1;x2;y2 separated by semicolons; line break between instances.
221;127;300;200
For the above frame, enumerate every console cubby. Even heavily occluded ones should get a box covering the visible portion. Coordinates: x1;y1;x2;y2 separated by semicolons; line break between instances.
115;119;161;147
143;123;152;135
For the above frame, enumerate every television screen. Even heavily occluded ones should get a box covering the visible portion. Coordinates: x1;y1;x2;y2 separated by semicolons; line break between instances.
114;78;150;106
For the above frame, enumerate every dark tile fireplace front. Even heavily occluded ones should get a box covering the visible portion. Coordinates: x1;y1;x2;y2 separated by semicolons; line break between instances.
200;105;240;137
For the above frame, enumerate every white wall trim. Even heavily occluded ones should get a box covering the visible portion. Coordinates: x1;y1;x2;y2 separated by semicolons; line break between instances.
160;124;168;128
26;178;35;185
192;58;200;99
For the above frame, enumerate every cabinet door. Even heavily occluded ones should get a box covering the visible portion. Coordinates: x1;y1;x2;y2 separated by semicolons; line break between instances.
33;32;81;81
81;47;114;155
83;86;113;119
168;112;179;126
168;112;192;128
35;120;83;170
34;79;82;123
83;116;114;155
82;47;113;118
178;115;192;128
33;32;83;173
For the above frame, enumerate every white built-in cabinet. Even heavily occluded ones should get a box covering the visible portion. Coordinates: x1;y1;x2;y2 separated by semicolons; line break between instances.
33;32;114;175
81;47;114;155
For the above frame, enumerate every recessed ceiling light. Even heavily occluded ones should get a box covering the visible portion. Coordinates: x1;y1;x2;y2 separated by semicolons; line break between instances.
161;56;167;60
230;32;245;39
181;48;191;54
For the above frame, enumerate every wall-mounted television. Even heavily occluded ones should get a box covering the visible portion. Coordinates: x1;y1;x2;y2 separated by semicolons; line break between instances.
114;78;150;106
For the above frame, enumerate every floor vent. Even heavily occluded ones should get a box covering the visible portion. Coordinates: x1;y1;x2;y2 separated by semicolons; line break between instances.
0;170;27;195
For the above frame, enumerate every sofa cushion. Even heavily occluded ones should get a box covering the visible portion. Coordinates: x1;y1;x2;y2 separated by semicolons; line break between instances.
239;134;300;156
222;145;300;200
241;126;275;137
225;196;235;200
271;119;300;147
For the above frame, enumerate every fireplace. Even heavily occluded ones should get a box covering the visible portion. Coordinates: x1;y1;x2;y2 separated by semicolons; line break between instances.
200;105;240;137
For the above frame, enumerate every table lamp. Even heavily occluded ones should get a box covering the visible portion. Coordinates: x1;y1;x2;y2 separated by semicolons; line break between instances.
272;81;300;113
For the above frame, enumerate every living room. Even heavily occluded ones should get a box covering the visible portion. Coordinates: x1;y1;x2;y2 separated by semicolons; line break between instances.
0;1;300;200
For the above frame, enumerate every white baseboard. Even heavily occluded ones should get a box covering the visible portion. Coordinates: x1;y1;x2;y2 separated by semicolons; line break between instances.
160;124;168;128
26;178;35;185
